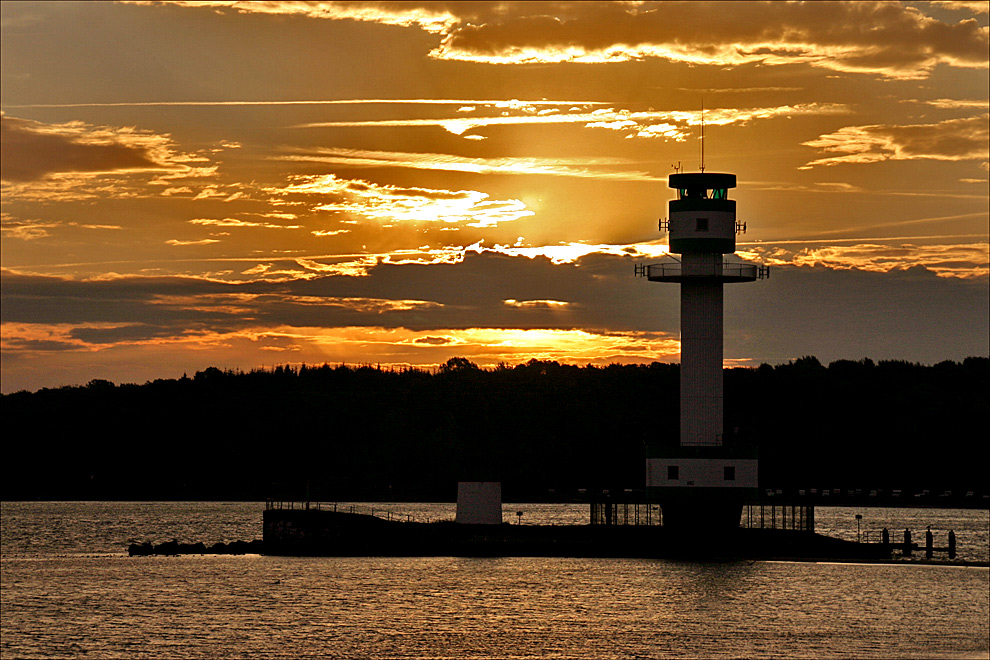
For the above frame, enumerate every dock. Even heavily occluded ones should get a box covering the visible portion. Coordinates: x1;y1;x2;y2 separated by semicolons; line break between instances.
259;506;889;561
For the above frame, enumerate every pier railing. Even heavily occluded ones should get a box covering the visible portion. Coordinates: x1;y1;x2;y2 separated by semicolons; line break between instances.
740;504;815;532
265;500;453;524
589;501;816;531
590;500;663;526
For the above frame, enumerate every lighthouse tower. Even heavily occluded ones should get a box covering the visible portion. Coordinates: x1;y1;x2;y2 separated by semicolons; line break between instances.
640;171;768;530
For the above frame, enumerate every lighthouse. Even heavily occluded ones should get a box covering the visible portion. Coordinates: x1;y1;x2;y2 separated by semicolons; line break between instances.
640;171;768;530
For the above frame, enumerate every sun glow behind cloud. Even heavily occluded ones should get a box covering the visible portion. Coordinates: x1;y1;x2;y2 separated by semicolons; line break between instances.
0;321;681;370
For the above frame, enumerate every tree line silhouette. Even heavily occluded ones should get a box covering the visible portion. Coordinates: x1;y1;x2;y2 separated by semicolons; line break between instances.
2;356;986;502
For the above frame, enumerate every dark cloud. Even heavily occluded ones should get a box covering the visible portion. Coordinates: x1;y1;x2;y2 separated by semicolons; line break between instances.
3;253;987;365
1;337;79;352
67;324;187;345
414;335;454;345
725;264;989;363
0;115;162;182
887;115;990;159
0;272;251;327
430;1;989;77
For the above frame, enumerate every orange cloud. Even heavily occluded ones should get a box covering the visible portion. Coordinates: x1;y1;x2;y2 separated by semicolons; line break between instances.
931;1;989;14
748;241;989;278
269;174;534;227
503;299;571;309
277;147;656;181
297;102;849;139
0;220;58;241
5;98;608;110
146;291;442;315
922;98;990;109
482;241;671;264
801;115;990;167
189;217;303;230
150;0;458;33
166;238;222;246
1;213;123;242
146;2;988;79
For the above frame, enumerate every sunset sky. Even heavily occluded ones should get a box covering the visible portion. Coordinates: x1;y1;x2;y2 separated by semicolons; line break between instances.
2;0;988;393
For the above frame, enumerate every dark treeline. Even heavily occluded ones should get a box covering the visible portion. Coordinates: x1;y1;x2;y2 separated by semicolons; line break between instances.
2;356;987;502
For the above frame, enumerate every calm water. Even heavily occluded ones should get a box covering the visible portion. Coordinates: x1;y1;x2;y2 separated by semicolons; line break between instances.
2;502;987;660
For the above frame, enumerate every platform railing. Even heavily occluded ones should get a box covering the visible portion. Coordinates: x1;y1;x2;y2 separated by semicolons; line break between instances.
645;262;766;280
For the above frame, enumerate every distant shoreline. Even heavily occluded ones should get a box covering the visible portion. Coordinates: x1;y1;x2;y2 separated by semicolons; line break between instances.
3;498;988;510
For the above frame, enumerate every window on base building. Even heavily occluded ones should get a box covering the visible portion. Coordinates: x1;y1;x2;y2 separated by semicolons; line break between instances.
724;466;735;481
668;465;679;480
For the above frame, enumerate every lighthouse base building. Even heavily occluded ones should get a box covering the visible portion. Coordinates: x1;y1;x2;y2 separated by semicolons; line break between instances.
645;446;760;529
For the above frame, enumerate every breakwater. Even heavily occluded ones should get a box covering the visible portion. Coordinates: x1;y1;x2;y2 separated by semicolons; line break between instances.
128;539;263;556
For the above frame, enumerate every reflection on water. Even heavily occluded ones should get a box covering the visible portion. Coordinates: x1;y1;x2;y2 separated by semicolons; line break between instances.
1;502;988;660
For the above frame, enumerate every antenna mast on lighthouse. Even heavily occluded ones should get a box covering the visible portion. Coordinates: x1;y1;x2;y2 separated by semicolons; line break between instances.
700;98;705;173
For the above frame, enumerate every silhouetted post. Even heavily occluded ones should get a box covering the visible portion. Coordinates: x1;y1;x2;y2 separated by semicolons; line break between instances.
903;529;912;557
948;530;956;559
925;527;933;559
881;527;889;547
855;514;862;542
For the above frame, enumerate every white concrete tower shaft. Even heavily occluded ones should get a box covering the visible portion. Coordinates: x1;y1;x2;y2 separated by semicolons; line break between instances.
662;172;739;447
680;254;724;446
